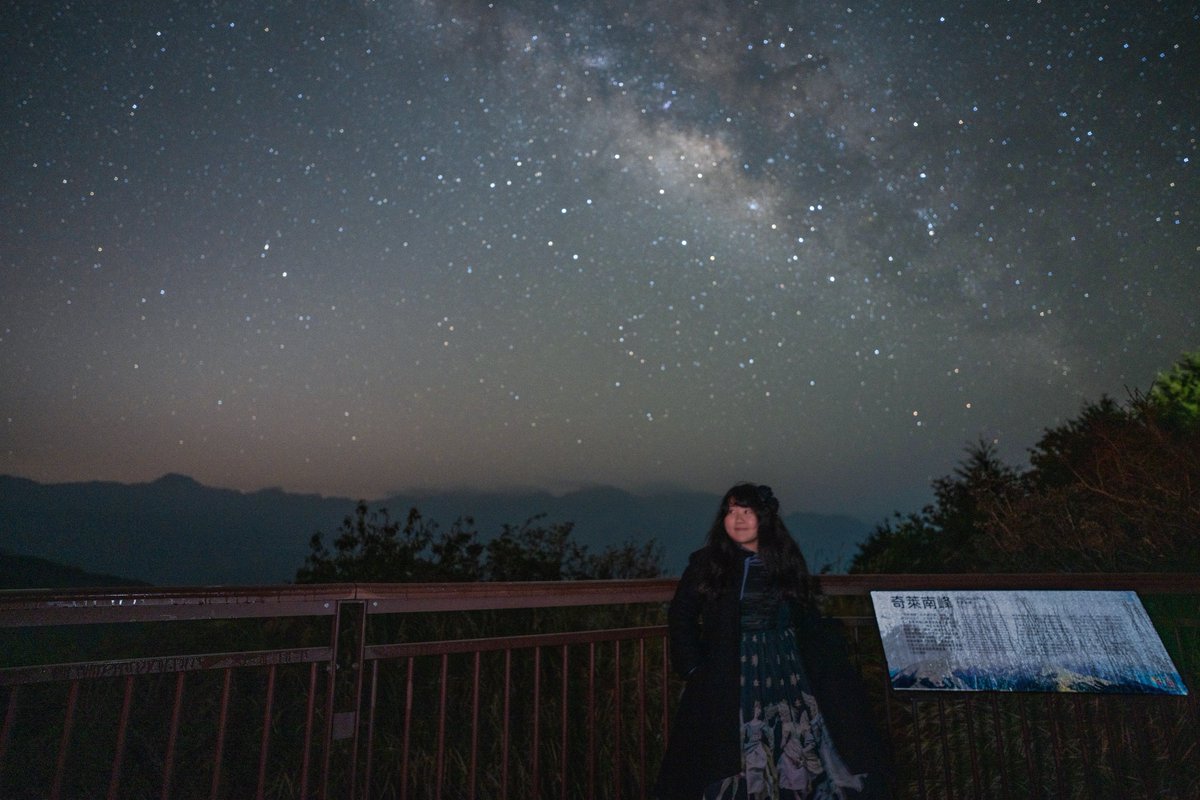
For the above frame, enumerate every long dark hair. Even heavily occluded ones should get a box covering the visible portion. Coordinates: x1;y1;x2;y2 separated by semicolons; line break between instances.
697;482;811;601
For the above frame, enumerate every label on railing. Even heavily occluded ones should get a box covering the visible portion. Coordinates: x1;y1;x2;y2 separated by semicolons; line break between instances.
332;711;357;740
870;590;1187;694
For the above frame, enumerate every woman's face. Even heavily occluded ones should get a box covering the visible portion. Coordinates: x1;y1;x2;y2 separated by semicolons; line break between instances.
723;501;760;552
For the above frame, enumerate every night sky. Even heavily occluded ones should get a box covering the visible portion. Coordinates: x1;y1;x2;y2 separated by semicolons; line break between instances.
3;1;1196;522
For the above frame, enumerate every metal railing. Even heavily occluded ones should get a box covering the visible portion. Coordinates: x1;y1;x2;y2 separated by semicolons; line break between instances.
1;574;1197;799
1;581;674;800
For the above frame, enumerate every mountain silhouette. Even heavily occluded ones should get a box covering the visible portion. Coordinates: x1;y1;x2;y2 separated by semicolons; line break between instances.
0;549;150;589
0;474;871;587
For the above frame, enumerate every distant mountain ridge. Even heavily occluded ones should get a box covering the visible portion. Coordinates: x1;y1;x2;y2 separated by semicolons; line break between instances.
0;549;150;590
0;474;871;587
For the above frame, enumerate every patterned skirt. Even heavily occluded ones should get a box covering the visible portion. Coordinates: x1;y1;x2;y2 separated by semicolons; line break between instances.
702;626;864;800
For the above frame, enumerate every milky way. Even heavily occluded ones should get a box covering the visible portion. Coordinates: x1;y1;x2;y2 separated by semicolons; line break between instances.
2;0;1196;521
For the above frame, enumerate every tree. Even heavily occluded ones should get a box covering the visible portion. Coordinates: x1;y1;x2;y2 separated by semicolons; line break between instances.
428;519;486;581
849;440;1018;573
483;516;581;581
1148;351;1200;431
577;538;665;579
851;351;1200;574
977;390;1199;572
295;503;663;583
295;502;440;583
848;513;942;574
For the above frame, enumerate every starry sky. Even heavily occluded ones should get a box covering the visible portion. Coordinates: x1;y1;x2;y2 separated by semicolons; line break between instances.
2;0;1196;523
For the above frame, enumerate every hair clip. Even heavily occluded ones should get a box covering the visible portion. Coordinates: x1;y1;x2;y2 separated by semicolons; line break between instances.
756;484;779;512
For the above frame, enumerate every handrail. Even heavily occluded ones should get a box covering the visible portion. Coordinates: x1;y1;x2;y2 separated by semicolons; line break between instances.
0;646;334;686
0;578;678;625
814;571;1200;594
4;573;1199;626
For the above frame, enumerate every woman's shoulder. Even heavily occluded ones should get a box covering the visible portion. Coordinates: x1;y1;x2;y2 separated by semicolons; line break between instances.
676;547;714;586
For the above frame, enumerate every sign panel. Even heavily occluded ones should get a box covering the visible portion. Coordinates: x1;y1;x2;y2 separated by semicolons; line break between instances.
870;590;1187;694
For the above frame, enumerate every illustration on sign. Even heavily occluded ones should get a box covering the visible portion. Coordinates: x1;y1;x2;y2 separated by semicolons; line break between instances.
870;590;1187;694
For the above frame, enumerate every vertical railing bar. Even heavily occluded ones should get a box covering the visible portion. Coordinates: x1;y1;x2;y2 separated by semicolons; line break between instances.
883;663;898;781
660;633;670;743
401;657;414;800
49;679;80;800
0;685;19;775
588;641;597;800
1017;697;1038;797
1152;695;1176;796
532;645;541;797
1099;695;1118;796
299;662;318;800
1137;697;1155;798
501;649;512;800
161;672;186;800
935;696;952;799
436;653;448;800
991;694;1012;800
255;664;278;800
209;668;233;800
321;604;344;800
637;637;647;800
880;654;898;797
1154;695;1176;796
363;659;380;800
105;674;135;800
1047;694;1066;800
470;651;481;800
560;644;570;800
345;603;367;800
910;698;927;800
1186;692;1200;789
1130;698;1156;799
1072;694;1095;799
963;694;982;800
849;621;862;666
614;639;623;800
1132;695;1152;796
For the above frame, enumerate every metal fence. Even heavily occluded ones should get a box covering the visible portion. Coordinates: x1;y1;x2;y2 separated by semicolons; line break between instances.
1;574;1197;799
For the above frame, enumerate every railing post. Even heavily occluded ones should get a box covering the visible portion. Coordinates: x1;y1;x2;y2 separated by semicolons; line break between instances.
322;599;367;800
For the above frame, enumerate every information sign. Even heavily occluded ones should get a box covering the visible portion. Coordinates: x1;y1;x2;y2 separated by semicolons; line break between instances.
870;590;1187;694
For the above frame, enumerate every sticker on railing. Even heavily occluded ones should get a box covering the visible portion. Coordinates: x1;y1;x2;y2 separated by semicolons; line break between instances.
870;590;1187;694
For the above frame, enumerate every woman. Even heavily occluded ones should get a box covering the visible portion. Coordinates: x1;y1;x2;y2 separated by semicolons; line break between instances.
655;483;889;800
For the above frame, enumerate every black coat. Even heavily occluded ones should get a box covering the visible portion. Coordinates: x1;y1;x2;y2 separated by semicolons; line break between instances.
654;548;742;800
654;548;892;800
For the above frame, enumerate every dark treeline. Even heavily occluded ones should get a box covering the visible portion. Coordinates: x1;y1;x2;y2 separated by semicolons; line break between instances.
850;350;1200;574
295;502;665;583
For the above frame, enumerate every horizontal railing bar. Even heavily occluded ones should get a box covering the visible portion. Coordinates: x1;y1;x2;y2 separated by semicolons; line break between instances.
3;574;1197;628
366;625;667;660
0;580;678;627
356;579;678;614
0;586;353;627
815;572;1200;594
0;646;332;686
